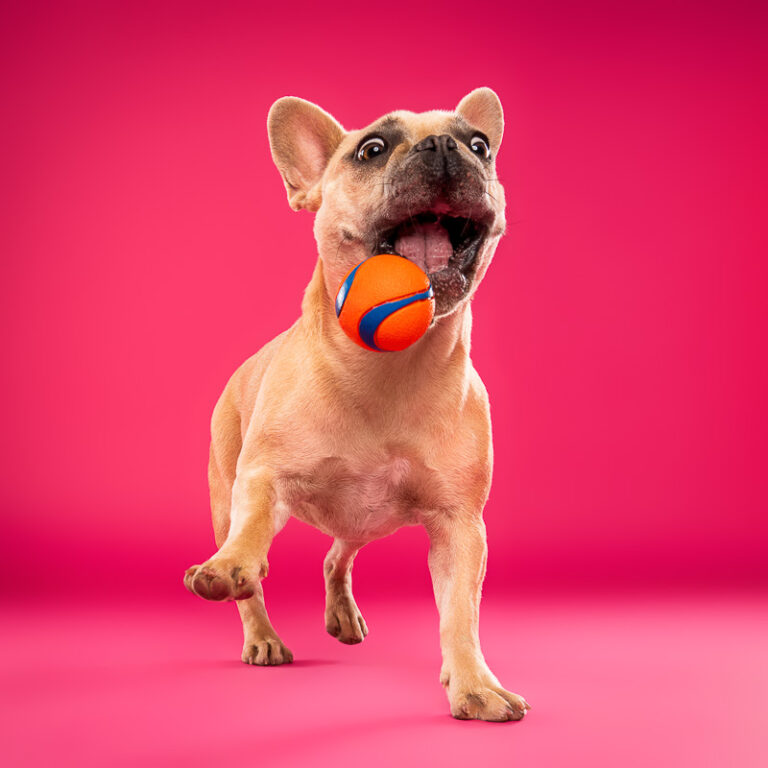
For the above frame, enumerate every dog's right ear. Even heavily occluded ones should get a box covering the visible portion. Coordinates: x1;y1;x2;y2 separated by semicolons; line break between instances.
267;97;346;212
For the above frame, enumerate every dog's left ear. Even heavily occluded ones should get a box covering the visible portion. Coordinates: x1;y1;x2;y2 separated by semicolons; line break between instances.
456;87;504;154
268;97;346;212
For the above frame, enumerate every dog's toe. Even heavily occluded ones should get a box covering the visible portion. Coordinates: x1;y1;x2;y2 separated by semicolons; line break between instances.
325;593;368;644
449;686;530;722
183;559;257;602
242;638;294;666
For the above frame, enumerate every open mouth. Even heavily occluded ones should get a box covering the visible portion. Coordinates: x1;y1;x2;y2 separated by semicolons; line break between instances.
374;212;487;313
376;212;485;275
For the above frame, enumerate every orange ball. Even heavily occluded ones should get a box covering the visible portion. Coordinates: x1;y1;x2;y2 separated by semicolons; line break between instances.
334;254;435;352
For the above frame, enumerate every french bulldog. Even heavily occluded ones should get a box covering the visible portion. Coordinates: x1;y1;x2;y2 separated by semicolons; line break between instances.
184;88;530;722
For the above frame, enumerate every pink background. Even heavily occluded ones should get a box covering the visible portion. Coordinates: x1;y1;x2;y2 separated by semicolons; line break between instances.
2;1;767;766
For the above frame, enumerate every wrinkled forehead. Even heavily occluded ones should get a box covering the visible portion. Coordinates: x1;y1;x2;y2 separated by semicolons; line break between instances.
341;110;481;151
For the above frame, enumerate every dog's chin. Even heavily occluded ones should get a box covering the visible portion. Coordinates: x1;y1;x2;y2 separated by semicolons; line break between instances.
370;209;489;317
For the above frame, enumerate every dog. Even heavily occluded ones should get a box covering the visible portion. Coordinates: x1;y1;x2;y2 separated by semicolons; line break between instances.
184;87;530;722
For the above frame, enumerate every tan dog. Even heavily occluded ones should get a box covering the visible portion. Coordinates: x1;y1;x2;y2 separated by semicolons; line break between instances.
184;88;530;722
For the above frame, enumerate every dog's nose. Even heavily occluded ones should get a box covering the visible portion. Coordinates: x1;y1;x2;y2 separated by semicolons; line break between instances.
413;134;458;154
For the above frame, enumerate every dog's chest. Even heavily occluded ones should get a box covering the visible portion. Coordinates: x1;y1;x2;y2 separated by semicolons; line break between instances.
279;453;426;541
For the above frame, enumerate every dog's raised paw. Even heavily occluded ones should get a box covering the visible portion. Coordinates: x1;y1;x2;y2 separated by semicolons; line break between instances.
242;637;293;666
450;687;530;722
325;592;368;645
183;560;257;601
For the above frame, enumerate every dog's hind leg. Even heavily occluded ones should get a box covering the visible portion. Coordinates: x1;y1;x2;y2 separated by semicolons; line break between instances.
185;460;293;664
184;351;296;665
186;453;293;664
237;584;293;665
324;539;368;644
184;380;293;663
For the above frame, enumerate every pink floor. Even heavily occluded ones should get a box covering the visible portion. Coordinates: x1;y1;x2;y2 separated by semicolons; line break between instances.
3;590;766;767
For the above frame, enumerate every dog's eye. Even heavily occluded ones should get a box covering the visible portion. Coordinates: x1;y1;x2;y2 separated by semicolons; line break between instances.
469;135;491;159
357;136;388;161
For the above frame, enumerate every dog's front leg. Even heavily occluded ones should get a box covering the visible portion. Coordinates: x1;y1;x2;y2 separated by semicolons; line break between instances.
185;467;283;602
427;514;530;721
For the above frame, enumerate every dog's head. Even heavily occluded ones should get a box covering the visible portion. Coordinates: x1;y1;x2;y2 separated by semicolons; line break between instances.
268;89;506;318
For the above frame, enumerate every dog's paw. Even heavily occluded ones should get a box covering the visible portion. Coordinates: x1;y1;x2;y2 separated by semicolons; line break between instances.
448;685;530;722
325;591;368;645
242;636;294;666
183;558;259;601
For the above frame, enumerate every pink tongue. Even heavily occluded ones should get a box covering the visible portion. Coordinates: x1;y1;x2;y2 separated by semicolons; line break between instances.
394;222;453;273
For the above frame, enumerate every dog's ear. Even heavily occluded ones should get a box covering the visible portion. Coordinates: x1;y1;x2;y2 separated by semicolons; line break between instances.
456;87;504;154
267;97;346;212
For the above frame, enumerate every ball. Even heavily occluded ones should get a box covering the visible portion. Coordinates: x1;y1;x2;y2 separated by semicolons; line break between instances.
334;254;435;352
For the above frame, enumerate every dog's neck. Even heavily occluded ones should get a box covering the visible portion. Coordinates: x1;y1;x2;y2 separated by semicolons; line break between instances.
299;258;474;400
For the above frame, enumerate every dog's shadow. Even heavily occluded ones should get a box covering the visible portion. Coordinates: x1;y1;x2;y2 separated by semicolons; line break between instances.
208;658;339;669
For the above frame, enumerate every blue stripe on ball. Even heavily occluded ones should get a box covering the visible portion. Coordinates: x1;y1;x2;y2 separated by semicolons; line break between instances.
358;286;434;351
335;262;363;317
